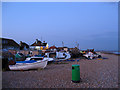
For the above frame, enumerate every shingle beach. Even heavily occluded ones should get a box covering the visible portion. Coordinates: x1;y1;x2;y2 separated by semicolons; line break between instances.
2;53;118;88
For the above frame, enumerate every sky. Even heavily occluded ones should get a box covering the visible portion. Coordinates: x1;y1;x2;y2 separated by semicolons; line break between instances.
2;2;118;51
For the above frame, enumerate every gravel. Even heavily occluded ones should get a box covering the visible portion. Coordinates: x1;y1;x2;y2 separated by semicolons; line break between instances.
2;53;118;88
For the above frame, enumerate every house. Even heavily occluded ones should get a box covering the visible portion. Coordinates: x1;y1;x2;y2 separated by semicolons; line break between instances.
19;41;29;50
49;45;57;52
57;47;64;51
57;47;69;52
0;38;20;50
30;39;48;50
63;47;69;52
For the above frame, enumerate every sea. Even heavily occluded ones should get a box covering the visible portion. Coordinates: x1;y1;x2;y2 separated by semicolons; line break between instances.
112;52;120;55
95;50;120;55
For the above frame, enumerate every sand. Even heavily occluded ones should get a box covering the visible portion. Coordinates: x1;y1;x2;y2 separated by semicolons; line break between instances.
2;53;119;88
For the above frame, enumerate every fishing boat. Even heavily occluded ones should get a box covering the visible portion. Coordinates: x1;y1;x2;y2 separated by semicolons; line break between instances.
9;57;48;70
45;52;71;61
33;54;54;62
56;52;71;60
83;52;101;60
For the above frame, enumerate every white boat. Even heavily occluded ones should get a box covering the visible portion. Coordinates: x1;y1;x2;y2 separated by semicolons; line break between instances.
83;52;94;59
9;57;48;70
25;56;47;61
45;52;55;61
56;52;71;60
83;52;101;60
30;56;54;62
45;52;71;61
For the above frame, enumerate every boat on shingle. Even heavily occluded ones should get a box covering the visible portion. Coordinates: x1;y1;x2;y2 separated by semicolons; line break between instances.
9;57;48;70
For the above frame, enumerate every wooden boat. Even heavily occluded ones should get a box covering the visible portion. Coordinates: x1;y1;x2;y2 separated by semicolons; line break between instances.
9;57;48;70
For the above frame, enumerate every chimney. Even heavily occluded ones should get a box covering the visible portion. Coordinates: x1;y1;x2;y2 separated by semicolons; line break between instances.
20;41;22;46
36;39;38;43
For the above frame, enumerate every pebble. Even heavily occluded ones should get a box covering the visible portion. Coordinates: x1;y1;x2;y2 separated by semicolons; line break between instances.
2;54;118;88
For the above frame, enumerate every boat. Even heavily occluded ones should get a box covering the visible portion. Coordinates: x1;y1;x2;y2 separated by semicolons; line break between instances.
32;55;54;62
45;52;71;61
9;57;48;70
83;52;101;60
25;56;47;61
83;52;94;59
56;52;71;60
15;53;25;58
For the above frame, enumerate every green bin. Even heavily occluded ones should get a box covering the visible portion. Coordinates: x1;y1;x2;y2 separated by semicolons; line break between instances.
72;64;80;83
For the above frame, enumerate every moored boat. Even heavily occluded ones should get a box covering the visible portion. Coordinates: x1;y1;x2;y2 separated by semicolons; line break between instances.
45;52;71;61
83;52;101;60
9;57;48;70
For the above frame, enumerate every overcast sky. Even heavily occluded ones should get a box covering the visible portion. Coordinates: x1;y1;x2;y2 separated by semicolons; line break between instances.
2;2;118;51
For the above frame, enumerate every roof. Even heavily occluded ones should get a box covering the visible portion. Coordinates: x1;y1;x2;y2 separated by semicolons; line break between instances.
1;38;20;47
49;45;57;49
31;39;47;46
41;43;47;46
57;47;64;49
20;41;29;49
63;47;68;48
31;40;42;46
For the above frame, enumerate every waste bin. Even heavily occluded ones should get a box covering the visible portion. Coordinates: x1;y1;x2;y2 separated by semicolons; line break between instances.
72;64;80;83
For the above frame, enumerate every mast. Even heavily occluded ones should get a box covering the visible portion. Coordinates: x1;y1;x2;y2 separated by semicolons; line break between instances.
76;41;79;49
41;36;42;42
62;41;64;47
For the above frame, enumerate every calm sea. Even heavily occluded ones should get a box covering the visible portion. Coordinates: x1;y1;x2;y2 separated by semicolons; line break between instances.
112;52;120;55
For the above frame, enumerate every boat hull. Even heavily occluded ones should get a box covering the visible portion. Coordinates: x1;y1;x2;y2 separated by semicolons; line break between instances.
9;60;48;70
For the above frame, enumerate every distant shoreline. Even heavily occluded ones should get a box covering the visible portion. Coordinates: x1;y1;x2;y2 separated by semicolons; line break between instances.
99;51;120;55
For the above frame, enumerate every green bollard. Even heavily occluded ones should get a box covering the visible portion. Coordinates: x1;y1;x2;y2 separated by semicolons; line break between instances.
72;64;81;83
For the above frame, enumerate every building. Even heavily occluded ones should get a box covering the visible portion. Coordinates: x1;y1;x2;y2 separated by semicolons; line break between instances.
57;47;69;52
63;47;69;52
49;45;57;52
30;39;48;50
57;47;64;51
19;41;29;50
0;38;20;50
